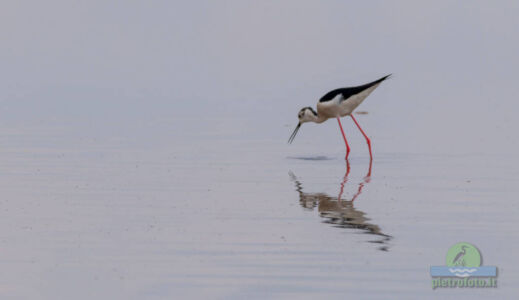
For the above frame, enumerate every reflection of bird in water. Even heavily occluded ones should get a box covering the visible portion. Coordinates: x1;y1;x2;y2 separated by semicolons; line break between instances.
289;159;392;251
452;246;468;266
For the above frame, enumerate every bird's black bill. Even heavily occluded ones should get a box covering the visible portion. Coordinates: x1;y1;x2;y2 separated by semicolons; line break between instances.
288;123;301;144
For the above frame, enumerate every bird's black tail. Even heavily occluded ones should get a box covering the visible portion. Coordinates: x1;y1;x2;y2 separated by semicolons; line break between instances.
358;74;392;91
372;74;392;85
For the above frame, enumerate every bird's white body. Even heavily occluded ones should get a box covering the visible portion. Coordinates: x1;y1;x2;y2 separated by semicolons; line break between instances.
316;83;381;122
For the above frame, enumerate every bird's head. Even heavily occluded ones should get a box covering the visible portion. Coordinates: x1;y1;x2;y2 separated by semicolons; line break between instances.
288;107;318;144
298;107;318;124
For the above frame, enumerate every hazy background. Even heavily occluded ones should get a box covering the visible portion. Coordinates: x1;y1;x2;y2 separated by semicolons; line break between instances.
2;0;518;153
1;1;518;299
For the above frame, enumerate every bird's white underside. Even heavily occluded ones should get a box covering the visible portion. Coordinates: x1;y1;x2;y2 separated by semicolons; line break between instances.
316;83;381;120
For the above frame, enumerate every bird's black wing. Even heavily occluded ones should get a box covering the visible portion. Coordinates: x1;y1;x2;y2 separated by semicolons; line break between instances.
319;74;391;103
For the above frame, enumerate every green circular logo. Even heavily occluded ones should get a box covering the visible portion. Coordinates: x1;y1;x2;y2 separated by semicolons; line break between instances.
445;242;481;267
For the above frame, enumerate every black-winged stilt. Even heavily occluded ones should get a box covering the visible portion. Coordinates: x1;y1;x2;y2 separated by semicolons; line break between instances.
288;74;391;159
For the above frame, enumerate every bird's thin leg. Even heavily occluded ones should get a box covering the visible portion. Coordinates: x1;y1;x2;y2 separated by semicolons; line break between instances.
350;114;373;159
337;117;350;160
365;157;373;180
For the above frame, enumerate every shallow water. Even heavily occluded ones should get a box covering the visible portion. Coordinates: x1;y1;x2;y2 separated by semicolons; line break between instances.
1;114;518;299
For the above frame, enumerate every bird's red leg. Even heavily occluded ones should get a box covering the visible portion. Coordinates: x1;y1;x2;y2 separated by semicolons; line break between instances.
350;114;373;159
337;117;350;160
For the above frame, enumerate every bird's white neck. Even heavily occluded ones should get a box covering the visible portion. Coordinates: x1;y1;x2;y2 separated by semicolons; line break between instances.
308;113;328;124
